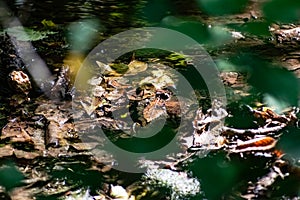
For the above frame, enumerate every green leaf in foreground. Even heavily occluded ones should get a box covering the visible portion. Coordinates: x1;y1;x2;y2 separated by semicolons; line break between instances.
2;26;56;41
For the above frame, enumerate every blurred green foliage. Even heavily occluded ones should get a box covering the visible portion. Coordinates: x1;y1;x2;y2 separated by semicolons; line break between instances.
226;54;299;112
143;0;175;22
67;18;103;53
235;21;271;37
263;0;300;23
161;17;233;46
0;162;24;191
197;0;248;15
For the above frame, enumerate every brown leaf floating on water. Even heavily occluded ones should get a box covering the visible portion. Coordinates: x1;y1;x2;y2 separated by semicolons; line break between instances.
189;100;228;151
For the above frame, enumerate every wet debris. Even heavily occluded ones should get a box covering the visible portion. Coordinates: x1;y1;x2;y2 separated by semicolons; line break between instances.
189;99;228;151
74;60;186;132
0;33;34;106
188;100;298;154
242;159;290;199
182;102;300;199
272;26;300;44
2;41;300;199
0;117;44;159
49;65;72;100
144;168;201;199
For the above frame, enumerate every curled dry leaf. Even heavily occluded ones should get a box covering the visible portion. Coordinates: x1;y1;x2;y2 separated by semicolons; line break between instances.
8;70;32;95
253;107;289;123
189;99;228;151
126;59;148;75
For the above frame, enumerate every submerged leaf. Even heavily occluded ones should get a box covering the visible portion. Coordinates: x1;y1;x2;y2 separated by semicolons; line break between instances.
126;60;148;75
41;19;56;28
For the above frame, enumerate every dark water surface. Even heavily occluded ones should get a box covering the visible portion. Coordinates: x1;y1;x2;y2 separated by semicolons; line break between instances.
5;0;144;29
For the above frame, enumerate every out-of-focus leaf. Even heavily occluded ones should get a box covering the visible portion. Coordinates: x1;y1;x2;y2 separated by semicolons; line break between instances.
278;127;300;160
215;59;239;72
2;26;56;41
249;65;298;108
161;16;233;45
197;0;249;16
207;25;232;45
161;16;209;44
110;12;123;19
143;0;175;22
240;21;271;37
0;163;24;191
67;18;103;53
263;93;290;113
263;0;300;23
231;54;299;110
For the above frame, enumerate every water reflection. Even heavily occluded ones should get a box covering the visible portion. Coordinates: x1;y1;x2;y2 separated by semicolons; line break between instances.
5;0;145;31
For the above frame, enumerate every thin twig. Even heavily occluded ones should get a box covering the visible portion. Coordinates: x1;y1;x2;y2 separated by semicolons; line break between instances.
221;123;287;135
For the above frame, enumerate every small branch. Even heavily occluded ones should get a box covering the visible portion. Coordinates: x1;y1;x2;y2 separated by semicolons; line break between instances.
221;123;287;135
165;152;197;170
